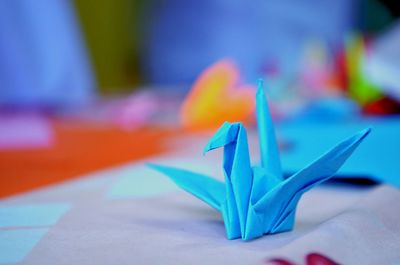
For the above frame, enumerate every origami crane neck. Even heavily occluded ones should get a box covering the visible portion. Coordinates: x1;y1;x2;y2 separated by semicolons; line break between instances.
203;122;251;176
203;122;253;237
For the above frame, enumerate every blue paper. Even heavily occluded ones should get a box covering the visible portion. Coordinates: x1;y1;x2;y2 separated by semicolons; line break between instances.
149;80;370;240
279;117;400;187
0;203;70;264
107;167;178;199
0;203;71;228
0;229;48;264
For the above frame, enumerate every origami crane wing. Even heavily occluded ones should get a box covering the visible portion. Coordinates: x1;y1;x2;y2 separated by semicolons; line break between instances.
147;164;225;211
252;127;371;235
148;163;243;239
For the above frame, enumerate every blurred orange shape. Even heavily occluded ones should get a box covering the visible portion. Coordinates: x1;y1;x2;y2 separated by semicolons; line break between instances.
180;59;255;131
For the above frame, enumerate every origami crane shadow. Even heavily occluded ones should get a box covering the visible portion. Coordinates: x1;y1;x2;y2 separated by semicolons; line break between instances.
149;80;370;241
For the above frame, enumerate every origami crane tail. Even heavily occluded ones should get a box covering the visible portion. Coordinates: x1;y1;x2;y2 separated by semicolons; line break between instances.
147;163;225;211
254;128;371;234
256;79;283;180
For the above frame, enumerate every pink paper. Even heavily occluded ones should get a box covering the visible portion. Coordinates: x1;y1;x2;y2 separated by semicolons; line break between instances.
0;113;53;150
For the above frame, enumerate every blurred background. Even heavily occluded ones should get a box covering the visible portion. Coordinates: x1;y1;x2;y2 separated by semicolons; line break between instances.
1;0;400;198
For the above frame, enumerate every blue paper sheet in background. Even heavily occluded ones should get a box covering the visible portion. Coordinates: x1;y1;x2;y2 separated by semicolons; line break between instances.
279;117;400;187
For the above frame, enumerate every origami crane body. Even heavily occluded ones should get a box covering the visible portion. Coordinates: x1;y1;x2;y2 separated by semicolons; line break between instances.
149;80;370;240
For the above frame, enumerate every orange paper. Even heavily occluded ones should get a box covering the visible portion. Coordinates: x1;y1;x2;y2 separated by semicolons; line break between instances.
181;60;255;131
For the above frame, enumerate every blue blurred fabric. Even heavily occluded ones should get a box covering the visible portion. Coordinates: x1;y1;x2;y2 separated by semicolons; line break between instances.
0;0;94;107
145;0;356;85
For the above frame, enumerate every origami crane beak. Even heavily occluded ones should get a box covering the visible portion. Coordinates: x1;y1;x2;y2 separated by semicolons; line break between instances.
203;122;241;155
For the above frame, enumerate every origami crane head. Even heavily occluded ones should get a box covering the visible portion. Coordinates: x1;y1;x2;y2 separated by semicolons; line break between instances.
149;80;371;241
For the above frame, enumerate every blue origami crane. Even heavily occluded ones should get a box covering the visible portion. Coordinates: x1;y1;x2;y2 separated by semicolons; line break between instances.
149;80;371;241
